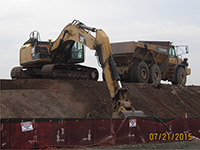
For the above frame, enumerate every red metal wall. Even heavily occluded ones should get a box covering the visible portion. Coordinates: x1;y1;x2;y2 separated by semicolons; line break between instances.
1;118;200;149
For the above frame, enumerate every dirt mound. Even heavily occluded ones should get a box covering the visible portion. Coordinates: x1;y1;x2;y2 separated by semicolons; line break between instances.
126;83;200;118
1;79;200;118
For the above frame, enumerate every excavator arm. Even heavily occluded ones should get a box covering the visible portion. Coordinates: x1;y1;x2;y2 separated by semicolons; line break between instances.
50;20;145;118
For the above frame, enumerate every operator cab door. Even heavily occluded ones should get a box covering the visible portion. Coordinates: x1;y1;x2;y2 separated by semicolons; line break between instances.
64;42;85;63
168;47;177;76
70;42;84;63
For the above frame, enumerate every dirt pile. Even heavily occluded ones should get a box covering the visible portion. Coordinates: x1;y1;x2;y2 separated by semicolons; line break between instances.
1;79;200;118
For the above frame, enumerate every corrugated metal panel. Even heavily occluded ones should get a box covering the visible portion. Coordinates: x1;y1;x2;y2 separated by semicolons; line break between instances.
1;118;200;149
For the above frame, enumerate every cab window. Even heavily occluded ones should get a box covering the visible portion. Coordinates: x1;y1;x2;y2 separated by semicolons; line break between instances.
169;47;176;57
71;42;84;60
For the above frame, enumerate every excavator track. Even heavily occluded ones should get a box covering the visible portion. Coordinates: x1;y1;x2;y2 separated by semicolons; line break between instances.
11;66;32;79
41;64;99;81
11;65;99;81
11;67;23;79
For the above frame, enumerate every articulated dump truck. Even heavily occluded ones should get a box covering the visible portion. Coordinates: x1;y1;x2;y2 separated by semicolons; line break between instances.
111;41;191;85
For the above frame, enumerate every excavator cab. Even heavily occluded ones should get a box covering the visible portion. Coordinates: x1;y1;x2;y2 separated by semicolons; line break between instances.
21;30;85;66
69;42;84;63
62;41;84;63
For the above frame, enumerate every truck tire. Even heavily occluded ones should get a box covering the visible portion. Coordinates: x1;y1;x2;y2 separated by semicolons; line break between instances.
176;67;187;85
149;64;161;84
130;61;149;83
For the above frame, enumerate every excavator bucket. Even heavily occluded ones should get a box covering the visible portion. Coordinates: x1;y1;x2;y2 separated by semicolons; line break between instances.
123;110;148;118
112;110;148;119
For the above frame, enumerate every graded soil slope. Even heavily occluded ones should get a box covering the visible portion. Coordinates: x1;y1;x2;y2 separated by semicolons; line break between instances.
1;79;200;118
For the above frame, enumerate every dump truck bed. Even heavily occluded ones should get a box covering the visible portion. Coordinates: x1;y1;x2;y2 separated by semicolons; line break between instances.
111;41;138;54
111;41;171;54
111;41;169;66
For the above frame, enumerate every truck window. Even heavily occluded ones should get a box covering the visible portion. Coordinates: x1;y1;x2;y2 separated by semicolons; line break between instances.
169;47;176;57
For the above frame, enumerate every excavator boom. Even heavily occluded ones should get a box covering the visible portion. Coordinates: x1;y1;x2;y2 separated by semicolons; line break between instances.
53;20;145;118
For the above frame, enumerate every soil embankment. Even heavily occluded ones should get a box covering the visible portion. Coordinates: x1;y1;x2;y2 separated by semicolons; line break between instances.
1;79;200;118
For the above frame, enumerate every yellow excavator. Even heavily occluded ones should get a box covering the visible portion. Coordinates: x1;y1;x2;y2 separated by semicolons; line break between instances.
11;20;145;118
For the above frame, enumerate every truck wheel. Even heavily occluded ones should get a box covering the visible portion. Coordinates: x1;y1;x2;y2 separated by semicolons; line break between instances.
130;61;149;83
149;64;161;84
176;67;187;85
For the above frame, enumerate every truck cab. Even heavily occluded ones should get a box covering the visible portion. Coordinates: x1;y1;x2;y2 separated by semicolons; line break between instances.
167;45;191;85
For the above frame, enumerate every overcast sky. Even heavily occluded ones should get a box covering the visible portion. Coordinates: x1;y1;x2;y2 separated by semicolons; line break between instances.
0;0;200;85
